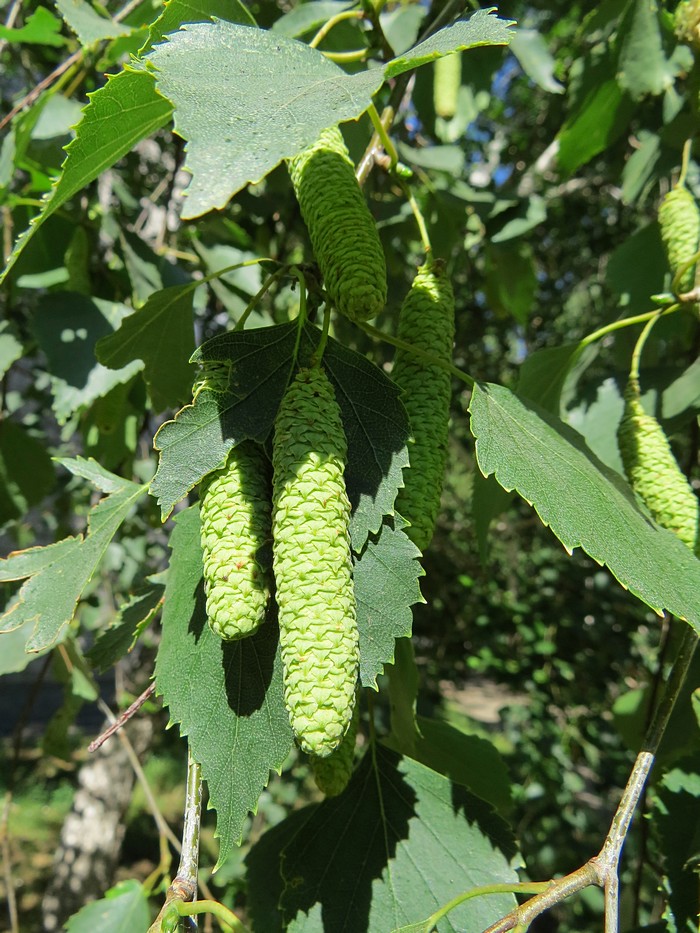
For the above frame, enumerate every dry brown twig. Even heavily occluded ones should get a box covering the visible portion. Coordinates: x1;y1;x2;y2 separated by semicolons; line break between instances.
88;682;156;752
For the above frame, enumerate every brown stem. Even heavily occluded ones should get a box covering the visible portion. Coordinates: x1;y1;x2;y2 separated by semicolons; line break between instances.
88;681;156;752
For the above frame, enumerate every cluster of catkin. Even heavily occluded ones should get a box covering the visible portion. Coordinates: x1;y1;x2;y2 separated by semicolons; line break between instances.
198;123;456;796
617;175;700;554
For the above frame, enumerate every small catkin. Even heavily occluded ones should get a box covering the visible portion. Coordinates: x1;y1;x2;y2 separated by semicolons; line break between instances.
287;126;387;323
675;0;700;49
272;367;359;757
309;693;360;797
200;441;272;640
392;261;455;552
433;53;461;119
658;184;700;293
617;376;699;554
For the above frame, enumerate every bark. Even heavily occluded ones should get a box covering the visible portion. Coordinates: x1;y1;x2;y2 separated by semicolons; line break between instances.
40;719;151;931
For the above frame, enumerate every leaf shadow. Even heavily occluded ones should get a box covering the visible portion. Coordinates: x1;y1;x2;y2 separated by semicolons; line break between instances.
33;292;114;389
187;578;207;642
449;783;517;865
220;609;280;718
246;747;417;933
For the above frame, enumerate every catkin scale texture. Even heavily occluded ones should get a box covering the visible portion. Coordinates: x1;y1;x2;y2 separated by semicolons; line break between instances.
309;694;359;796
287;126;387;323
272;368;359;757
617;378;699;554
658;185;700;292
392;262;455;552
200;442;272;640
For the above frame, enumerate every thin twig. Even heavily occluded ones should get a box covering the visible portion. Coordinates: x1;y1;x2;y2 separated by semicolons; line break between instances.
630;614;673;926
481;625;698;933
309;9;364;49
148;750;243;933
356;105;395;187
0;0;22;57
0;0;144;133
89;682;156;752
0;50;81;132
356;0;467;185
176;749;203;902
596;626;698;931
95;696;181;854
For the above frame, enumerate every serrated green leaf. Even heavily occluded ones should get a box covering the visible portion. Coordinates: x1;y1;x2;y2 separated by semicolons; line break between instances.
510;28;563;94
147;11;512;218
86;582;164;674
57;455;133;493
0;471;147;651
380;5;426;56
354;521;424;690
151;324;410;553
145;0;255;51
0;621;52;675
117;227;191;306
155;506;293;868
0;69;172;286
55;0;132;47
246;746;518;933
31;292;143;423
382;10;514;77
64;879;150;933
516;344;583;415
567;377;626;474
0;7;66;46
96;283;195;412
0;0;257;285
151;322;299;518
272;1;352;38
469;383;700;631
407;717;513;818
557;79;634;174
617;0;674;100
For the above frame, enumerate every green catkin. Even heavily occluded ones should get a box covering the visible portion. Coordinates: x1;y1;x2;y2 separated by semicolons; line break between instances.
617;376;699;554
309;692;360;797
658;184;700;293
287;126;387;323
433;53;461;119
391;261;455;552
200;442;272;641
675;0;700;49
272;367;359;757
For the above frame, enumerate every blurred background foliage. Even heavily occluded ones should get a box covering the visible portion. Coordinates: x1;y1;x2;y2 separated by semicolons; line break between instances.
0;0;699;930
